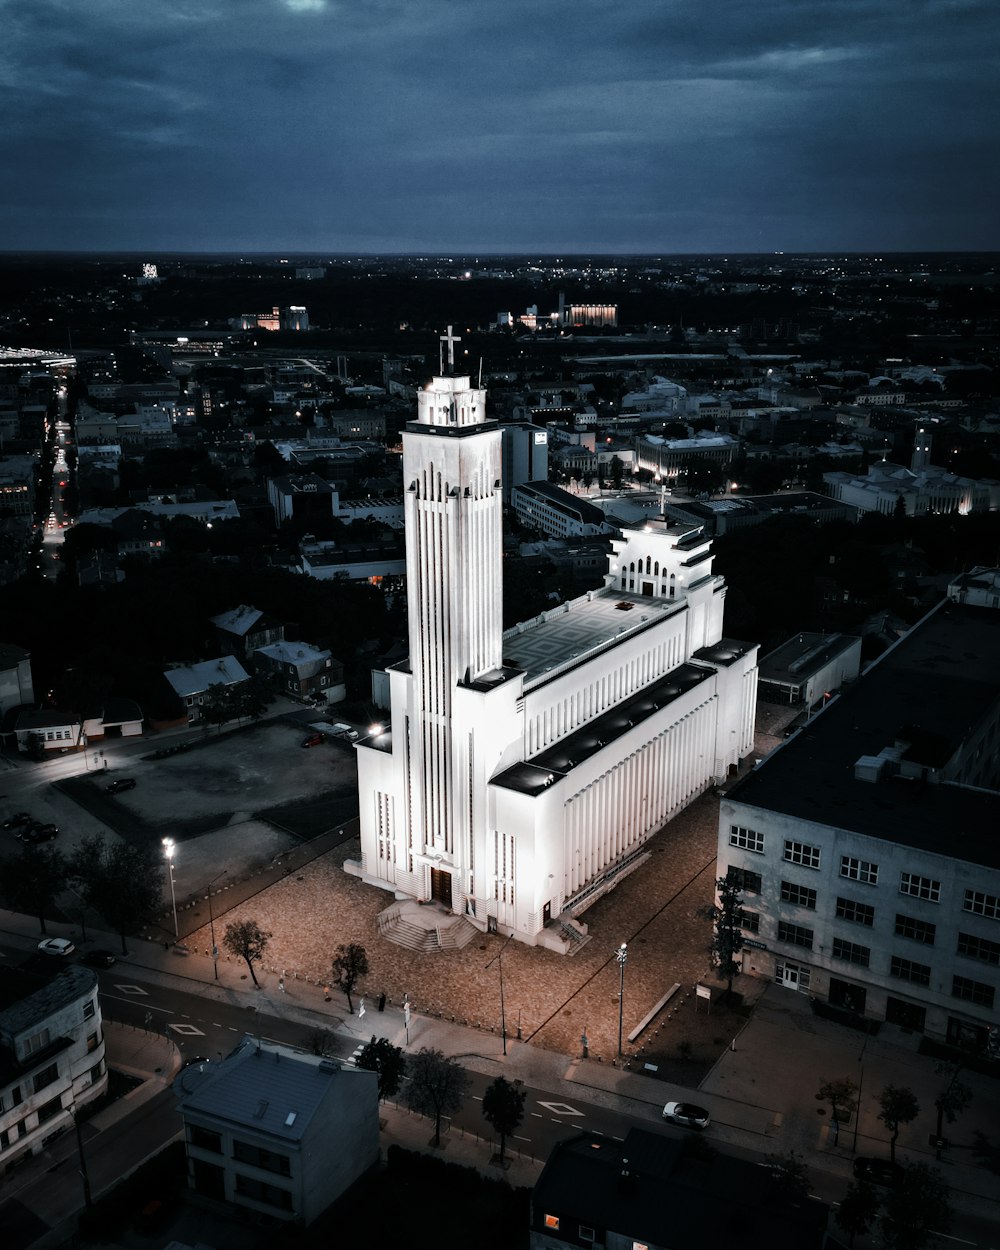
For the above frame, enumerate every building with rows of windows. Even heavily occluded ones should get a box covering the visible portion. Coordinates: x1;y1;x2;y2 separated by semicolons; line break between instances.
718;598;1000;1050
0;963;107;1174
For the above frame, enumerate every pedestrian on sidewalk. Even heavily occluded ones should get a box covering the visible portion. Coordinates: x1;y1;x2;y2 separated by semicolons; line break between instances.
278;976;285;993
323;984;331;1001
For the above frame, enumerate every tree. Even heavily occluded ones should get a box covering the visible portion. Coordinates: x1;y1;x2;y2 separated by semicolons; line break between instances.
70;836;164;955
332;942;369;1013
405;1047;470;1147
817;1077;858;1131
933;1063;972;1161
761;1150;810;1205
699;873;745;996
836;1179;880;1248
880;1161;952;1250
356;1036;406;1102
222;919;270;987
1;844;69;935
482;1076;526;1166
877;1084;920;1164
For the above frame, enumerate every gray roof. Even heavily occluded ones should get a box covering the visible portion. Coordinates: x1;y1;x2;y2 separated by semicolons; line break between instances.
175;1037;373;1143
0;965;97;1037
164;655;250;698
731;602;1000;868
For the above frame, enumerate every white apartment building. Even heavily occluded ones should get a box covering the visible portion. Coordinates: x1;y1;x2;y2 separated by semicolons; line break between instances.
0;964;107;1174
719;600;1000;1049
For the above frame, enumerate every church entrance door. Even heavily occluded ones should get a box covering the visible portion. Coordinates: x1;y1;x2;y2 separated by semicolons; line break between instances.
641;581;654;596
430;869;452;908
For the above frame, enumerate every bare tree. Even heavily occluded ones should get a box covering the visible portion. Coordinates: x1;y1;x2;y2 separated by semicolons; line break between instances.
405;1047;470;1147
332;942;369;1013
222;919;270;987
877;1085;920;1164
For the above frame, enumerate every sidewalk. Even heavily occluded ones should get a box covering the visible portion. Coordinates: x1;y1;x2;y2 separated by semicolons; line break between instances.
4;906;999;1217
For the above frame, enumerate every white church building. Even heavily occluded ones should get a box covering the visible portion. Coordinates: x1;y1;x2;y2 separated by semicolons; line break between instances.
348;334;758;952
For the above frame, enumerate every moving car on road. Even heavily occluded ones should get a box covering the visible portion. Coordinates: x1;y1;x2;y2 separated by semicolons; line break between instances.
662;1101;711;1129
106;778;137;794
853;1157;902;1187
38;938;76;957
81;949;117;968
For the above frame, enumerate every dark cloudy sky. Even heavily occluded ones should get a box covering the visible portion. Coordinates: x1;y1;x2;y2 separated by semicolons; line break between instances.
4;0;998;253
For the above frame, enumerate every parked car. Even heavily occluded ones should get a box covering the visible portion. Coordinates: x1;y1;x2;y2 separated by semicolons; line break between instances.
106;778;137;794
3;812;33;830
19;823;59;843
853;1157;902;1187
662;1101;711;1129
81;948;117;968
38;937;76;957
301;733;324;748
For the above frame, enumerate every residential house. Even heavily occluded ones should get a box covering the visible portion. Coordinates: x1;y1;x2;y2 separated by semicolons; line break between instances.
210;606;285;664
174;1036;379;1225
13;709;83;753
531;1128;827;1250
0;965;107;1176
164;656;250;724
253;641;345;704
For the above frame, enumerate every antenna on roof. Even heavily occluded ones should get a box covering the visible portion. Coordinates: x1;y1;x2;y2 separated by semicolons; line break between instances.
478;357;483;388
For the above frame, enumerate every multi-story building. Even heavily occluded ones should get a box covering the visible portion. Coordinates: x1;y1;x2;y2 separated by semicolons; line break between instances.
0;964;107;1174
719;599;1000;1049
254;640;345;704
174;1036;378;1224
351;340;757;951
510;481;615;539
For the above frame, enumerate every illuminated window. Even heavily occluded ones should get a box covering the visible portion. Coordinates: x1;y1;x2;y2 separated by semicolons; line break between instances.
544;1214;560;1230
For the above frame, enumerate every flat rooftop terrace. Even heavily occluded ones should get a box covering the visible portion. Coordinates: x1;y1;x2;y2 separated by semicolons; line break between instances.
759;631;858;684
501;588;686;686
731;602;1000;869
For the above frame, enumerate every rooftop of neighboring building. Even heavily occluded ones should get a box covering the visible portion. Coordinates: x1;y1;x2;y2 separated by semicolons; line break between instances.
0;963;97;1036
0;642;30;669
730;601;1000;868
164;655;250;698
533;1129;827;1250
758;632;860;684
513;480;609;526
174;1035;373;1143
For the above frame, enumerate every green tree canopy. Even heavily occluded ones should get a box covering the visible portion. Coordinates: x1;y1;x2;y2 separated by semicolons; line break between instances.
1;844;69;935
877;1085;920;1164
70;836;164;955
699;873;745;995
332;942;369;1013
481;1076;526;1165
356;1036;406;1102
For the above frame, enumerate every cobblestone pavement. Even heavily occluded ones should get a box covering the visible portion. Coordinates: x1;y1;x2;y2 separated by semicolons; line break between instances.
186;788;750;1065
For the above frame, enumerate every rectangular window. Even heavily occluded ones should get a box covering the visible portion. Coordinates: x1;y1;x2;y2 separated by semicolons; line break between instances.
836;897;875;927
89;1062;103;1085
951;976;995;1008
739;910;760;934
87;1033;99;1053
83;1000;95;1021
727;866;762;894
21;1029;50;1059
580;1228;595;1244
544;1215;560;1231
729;825;764;854
232;1140;292;1177
957;933;1000;966
190;1125;223;1153
832;938;870;967
895;914;937;945
899;872;941;903
840;856;878;885
890;956;932;986
784;840;821;870
12;1085;22;1107
0;1129;8;1150
32;1063;59;1095
36;1095;64;1126
963;890;1000;920
234;1174;293;1211
781;881;817;909
778;921;814;950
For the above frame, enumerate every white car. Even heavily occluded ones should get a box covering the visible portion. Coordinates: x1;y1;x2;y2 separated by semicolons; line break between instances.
38;937;76;957
662;1101;710;1129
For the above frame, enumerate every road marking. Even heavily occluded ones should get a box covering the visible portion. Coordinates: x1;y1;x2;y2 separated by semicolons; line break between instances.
514;1135;531;1141
103;994;172;1014
472;1095;482;1102
112;984;149;995
550;1119;563;1125
572;1124;586;1130
538;1101;586;1117
169;1023;206;1036
531;1112;543;1118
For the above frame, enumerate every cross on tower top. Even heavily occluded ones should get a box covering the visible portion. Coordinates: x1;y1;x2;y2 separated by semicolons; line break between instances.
439;324;461;374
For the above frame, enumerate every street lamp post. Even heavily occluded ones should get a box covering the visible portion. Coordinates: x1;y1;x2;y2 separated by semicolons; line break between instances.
162;838;178;938
485;935;513;1056
616;942;628;1059
206;869;228;980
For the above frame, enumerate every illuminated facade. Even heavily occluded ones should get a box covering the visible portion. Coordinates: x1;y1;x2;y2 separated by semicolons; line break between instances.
350;336;757;950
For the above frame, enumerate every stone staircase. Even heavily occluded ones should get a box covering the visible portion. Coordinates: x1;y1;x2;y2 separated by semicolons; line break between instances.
558;916;592;956
376;900;479;953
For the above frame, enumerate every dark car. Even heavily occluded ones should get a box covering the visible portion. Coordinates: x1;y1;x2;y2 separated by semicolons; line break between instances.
81;949;117;968
3;812;33;830
853;1157;902;1187
106;778;137;794
301;733;324;748
19;823;59;843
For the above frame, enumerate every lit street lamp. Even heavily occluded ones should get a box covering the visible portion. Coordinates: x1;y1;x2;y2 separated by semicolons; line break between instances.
205;869;228;980
162;838;178;938
616;942;628;1059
